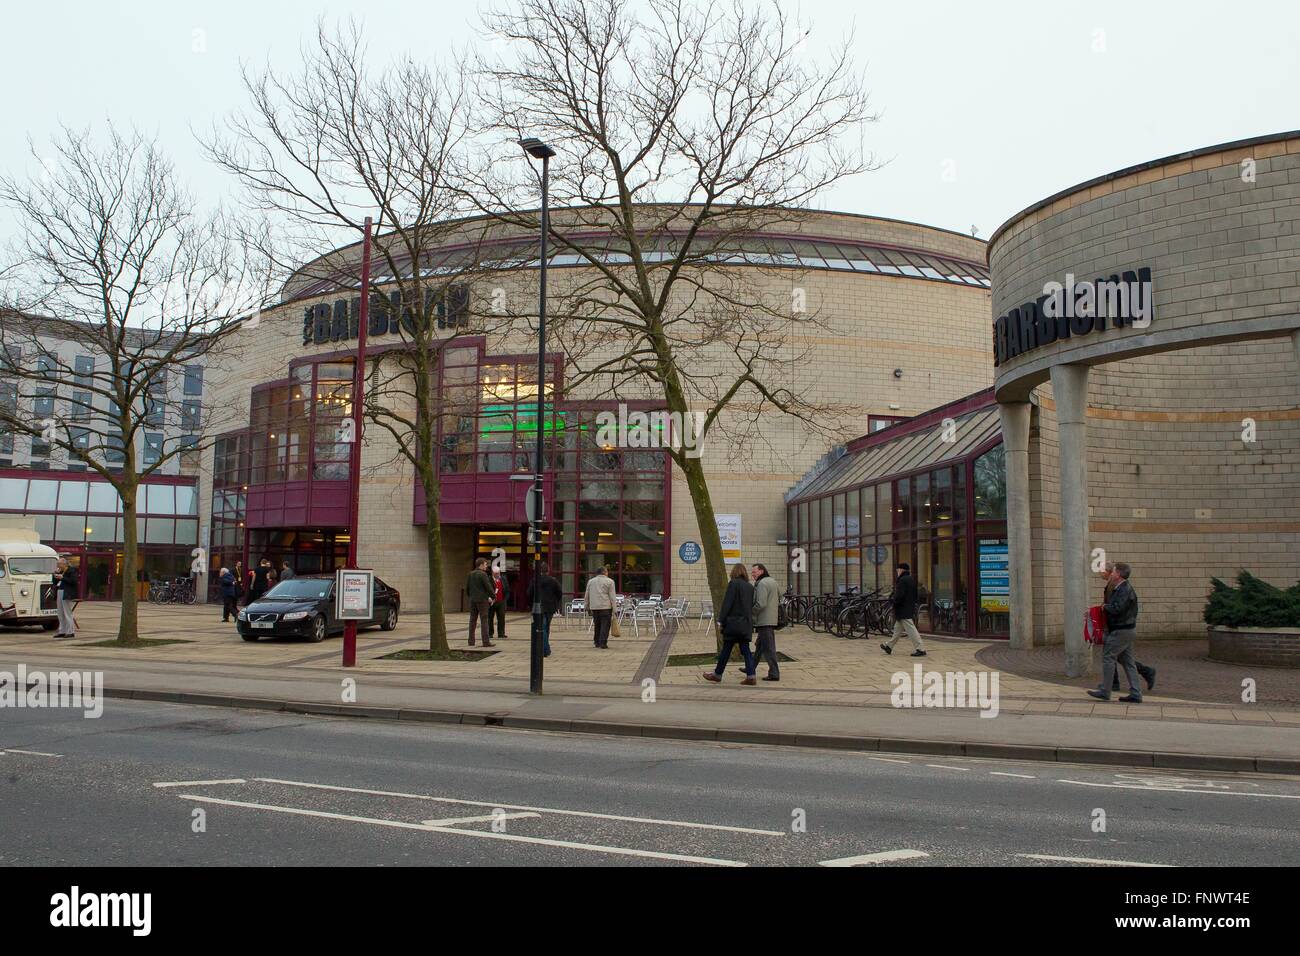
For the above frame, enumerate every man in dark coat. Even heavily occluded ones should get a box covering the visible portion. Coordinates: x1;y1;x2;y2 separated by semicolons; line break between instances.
465;558;495;647
219;567;238;622
526;567;563;657
880;562;926;657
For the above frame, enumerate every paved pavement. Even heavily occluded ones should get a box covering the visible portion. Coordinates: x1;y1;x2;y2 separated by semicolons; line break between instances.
3;698;1297;867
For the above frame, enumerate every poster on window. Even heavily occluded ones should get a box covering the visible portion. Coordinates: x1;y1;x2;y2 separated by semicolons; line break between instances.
978;539;1009;612
716;514;742;560
336;569;374;620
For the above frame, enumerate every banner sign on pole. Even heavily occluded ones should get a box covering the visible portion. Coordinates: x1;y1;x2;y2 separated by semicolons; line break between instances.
336;569;375;621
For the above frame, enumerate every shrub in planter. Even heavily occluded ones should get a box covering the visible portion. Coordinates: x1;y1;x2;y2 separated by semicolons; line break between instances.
1203;571;1300;629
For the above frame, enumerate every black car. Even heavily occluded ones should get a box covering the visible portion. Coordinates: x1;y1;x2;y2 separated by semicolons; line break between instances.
237;574;400;643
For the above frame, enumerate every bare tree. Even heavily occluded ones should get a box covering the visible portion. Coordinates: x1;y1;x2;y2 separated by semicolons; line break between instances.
204;22;511;657
0;125;270;644
467;0;878;634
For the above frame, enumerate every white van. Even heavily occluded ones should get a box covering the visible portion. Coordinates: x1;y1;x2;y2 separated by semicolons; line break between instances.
0;529;60;631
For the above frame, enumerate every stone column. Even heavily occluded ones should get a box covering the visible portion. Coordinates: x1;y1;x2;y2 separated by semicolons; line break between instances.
1050;363;1091;678
998;401;1034;649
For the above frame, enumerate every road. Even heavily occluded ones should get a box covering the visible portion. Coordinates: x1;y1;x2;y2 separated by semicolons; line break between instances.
2;699;1297;867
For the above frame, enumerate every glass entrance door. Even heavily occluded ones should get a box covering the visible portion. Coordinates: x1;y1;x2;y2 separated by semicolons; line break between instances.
84;552;115;600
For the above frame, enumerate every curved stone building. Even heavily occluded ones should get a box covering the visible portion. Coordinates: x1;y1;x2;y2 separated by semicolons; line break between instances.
988;132;1300;671
197;207;993;612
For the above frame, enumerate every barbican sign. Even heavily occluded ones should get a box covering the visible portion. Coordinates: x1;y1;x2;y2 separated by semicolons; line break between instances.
299;285;470;347
993;266;1153;367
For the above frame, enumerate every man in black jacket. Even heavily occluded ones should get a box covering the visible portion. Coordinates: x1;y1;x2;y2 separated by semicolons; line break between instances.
880;562;926;657
526;566;563;657
1089;562;1143;703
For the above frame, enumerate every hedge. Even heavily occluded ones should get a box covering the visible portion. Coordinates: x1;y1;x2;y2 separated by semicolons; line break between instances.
1203;571;1300;629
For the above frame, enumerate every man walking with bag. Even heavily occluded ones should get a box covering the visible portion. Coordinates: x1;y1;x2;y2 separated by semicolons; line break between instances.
750;563;781;681
1089;562;1143;703
465;558;496;648
1099;561;1155;692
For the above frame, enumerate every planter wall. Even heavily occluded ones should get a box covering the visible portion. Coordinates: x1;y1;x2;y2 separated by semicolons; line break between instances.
1207;626;1300;667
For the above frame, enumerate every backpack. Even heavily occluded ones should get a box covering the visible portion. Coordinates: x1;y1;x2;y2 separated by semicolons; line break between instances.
1084;605;1106;645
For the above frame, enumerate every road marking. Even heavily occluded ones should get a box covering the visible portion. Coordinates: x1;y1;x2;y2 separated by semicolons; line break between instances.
153;778;247;788
926;764;970;771
989;772;1036;779
1;749;62;757
1059;780;1300;800
176;794;745;866
1017;853;1170;867
422;812;540;827
251;777;784;836
819;849;929;867
864;757;911;764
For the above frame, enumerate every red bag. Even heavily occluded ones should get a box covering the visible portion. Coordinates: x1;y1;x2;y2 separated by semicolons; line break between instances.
1084;605;1107;645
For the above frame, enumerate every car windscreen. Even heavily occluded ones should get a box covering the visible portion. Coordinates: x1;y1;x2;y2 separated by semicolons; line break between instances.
264;579;331;600
8;556;58;575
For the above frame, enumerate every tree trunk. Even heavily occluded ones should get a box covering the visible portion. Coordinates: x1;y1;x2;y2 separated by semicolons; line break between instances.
678;454;728;651
119;479;139;643
422;470;450;655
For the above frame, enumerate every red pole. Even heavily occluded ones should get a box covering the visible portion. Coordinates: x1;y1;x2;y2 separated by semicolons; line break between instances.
342;216;373;668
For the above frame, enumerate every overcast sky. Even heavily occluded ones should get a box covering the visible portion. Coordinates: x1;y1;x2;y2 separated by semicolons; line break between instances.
3;0;1297;246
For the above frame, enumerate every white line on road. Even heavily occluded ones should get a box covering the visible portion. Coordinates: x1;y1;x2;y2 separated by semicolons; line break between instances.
421;812;540;827
1017;853;1171;867
1;749;62;757
153;779;247;788
176;793;745;866
819;849;929;867
1059;780;1300;800
989;772;1036;779
251;777;784;836
864;757;911;764
926;764;970;771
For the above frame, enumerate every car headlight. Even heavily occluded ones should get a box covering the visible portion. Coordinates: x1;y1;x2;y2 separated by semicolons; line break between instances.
237;609;248;620
281;611;309;621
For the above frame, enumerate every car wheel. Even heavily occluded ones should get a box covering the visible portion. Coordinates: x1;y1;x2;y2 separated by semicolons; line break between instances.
310;614;328;643
381;605;399;631
41;620;58;631
241;632;259;643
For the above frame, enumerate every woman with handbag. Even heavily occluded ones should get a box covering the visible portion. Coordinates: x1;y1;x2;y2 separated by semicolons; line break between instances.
703;563;757;686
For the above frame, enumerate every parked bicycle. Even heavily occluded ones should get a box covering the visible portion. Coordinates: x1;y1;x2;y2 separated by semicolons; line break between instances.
148;577;197;605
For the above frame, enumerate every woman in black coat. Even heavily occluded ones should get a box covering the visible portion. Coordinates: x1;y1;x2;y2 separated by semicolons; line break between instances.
703;563;757;685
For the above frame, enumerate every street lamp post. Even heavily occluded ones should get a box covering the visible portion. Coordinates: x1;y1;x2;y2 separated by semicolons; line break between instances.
341;216;373;668
521;137;555;696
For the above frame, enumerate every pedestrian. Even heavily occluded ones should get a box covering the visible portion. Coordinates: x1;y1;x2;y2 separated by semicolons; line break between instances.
52;556;78;639
526;565;563;658
218;567;238;622
880;562;926;657
233;561;245;605
279;561;295;582
584;565;616;648
750;562;781;681
465;558;496;647
1099;561;1155;692
247;558;274;604
1089;562;1143;703
703;563;757;685
490;566;510;640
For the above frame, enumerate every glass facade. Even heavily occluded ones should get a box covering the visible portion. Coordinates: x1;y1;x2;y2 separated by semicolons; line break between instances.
0;470;199;600
788;436;1007;638
435;345;670;597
